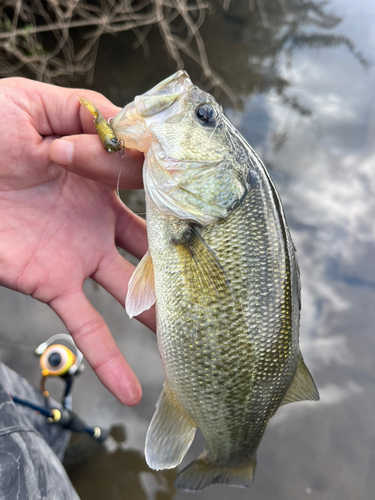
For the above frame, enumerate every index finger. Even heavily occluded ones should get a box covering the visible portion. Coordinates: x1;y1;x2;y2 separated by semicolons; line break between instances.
49;134;144;190
49;290;142;406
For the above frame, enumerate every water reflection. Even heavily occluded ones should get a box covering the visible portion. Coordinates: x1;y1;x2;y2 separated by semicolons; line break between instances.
196;0;367;107
64;426;176;500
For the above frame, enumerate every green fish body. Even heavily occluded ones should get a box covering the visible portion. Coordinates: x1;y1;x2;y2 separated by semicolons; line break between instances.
110;71;319;491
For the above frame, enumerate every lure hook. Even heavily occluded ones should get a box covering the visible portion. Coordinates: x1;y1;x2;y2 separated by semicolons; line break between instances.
118;139;125;158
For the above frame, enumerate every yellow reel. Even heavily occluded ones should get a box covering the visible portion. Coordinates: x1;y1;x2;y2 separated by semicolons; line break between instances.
35;334;84;401
40;344;77;377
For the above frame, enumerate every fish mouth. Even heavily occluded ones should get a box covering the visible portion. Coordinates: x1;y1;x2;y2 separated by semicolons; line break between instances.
111;71;194;151
141;70;192;97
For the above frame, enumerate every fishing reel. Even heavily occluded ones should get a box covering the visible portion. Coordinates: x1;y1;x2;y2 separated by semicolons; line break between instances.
35;334;84;411
7;333;107;442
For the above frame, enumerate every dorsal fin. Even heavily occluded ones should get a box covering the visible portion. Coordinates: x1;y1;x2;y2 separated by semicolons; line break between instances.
281;353;320;406
125;250;156;318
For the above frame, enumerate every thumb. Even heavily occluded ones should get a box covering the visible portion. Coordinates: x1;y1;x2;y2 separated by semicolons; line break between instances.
50;135;144;189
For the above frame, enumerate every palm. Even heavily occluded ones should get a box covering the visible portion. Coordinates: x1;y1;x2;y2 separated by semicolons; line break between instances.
0;168;116;301
0;77;152;405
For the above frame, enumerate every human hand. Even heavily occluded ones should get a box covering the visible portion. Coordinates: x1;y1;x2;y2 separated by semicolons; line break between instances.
0;77;155;405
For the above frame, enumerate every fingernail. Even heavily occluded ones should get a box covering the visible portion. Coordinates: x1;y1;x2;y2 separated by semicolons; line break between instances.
50;138;74;166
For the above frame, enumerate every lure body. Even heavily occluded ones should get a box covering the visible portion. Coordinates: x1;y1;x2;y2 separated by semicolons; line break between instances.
79;97;120;153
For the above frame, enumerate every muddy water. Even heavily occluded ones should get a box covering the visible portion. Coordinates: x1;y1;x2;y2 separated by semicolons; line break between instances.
1;0;374;499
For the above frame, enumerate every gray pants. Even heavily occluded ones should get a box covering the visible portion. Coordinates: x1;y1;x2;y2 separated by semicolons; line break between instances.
0;363;79;500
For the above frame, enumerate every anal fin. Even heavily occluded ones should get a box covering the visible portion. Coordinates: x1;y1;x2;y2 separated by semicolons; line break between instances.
145;383;196;470
281;353;320;406
125;250;156;318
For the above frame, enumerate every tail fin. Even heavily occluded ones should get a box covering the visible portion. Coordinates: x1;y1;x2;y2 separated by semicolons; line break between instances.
78;96;99;118
174;455;256;492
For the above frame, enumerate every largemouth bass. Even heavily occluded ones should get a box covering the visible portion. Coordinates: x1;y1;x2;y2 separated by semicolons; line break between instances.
82;71;319;491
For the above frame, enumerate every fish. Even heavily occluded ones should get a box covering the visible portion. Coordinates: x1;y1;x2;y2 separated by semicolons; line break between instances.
82;71;319;491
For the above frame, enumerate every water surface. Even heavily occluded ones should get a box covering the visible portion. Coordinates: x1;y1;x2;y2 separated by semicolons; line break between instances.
1;0;374;499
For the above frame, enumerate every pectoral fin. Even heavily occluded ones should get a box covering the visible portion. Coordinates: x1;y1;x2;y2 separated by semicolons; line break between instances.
125;250;156;318
281;353;320;406
172;226;232;304
145;383;197;470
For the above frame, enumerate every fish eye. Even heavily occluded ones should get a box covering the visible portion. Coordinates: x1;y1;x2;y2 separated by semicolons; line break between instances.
195;104;215;123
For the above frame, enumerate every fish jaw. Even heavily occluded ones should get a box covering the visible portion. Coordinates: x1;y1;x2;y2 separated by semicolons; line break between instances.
111;70;192;152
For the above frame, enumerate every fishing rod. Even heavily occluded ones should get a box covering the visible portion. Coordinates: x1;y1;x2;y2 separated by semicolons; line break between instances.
10;394;104;440
3;333;108;442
